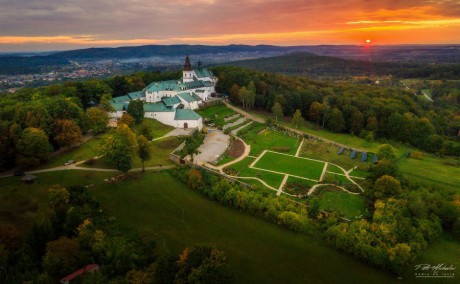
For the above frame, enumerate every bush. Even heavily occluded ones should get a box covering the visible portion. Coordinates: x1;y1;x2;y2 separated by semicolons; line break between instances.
271;146;290;152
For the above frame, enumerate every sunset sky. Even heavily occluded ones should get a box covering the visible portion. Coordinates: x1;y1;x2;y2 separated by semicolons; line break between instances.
0;0;459;51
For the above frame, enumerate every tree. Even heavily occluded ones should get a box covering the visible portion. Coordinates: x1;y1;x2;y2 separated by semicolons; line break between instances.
16;127;52;168
119;113;135;128
175;245;232;284
238;87;248;109
87;107;108;134
42;237;80;277
139;123;153;141
127;100;144;124
327;108;345;132
271;102;283;122
350;111;364;134
308;198;320;218
137;135;151;172
291;109;304;129
99;94;115;112
99;124;137;172
424;134;444;153
309;102;323;125
246;81;256;109
366;116;379;133
229;84;240;104
53;119;82;149
153;255;179;284
373;175;402;199
377;144;397;162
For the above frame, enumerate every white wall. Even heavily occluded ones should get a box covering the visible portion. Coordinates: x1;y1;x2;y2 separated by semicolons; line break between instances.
109;111;126;118
175;117;203;131
144;111;176;127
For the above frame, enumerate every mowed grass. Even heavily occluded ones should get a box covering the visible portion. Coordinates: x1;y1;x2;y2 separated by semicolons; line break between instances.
88;171;398;284
38;133;109;169
196;104;237;127
299;138;369;171
134;118;175;138
398;154;460;195
313;187;366;219
242;125;300;156
239;167;284;189
254;151;325;181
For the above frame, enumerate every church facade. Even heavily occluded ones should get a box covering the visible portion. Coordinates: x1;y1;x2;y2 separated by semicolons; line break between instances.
110;56;217;130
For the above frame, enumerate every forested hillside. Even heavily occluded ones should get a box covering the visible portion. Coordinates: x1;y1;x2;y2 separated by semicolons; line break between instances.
213;66;460;155
226;52;460;79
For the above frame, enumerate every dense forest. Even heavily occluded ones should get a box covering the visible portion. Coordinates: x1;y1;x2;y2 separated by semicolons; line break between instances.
0;70;181;171
213;66;460;156
226;52;460;80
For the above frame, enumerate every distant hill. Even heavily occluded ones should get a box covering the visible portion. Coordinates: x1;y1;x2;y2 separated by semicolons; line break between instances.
225;52;460;79
50;44;309;60
1;44;459;75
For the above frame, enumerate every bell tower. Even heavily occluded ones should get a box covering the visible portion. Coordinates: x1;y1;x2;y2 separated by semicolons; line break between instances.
183;55;195;82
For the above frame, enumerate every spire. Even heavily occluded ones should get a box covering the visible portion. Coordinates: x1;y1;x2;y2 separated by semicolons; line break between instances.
184;55;193;71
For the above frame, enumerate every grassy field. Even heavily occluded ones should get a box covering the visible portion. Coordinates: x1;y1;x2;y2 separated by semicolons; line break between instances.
284;176;317;195
80;136;184;169
239;167;284;188
313;187;366;219
299;138;371;171
254;151;325;181
134;118;175;138
196;104;237;127
37;133;109;169
398;154;460;195
241;125;300;156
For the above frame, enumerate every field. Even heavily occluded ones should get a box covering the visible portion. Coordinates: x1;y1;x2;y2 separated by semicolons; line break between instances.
253;151;325;181
134;117;175;138
196;104;237;127
0;171;399;284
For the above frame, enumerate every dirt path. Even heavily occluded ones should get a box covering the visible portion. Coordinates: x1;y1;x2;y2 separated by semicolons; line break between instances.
307;183;360;196
295;139;304;157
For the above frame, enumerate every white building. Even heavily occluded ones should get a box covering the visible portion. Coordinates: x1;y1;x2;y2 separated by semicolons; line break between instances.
110;56;217;131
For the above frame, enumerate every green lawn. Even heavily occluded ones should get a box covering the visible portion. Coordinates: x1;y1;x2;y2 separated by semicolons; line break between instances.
323;172;351;185
89;171;398;284
299;138;370;171
313;188;366;219
239;167;285;188
196;104;237;127
134;118;175;138
37;133;109;169
254;151;325;181
242;125;300;156
398;155;460;195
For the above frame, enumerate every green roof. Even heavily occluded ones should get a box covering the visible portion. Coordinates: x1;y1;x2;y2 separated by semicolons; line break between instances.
128;91;144;100
191;92;202;101
194;68;213;78
112;95;130;103
195;89;205;93
111;102;128;111
174;109;201;120
162;96;181;107
145;80;183;93
144;103;175;113
178;92;198;103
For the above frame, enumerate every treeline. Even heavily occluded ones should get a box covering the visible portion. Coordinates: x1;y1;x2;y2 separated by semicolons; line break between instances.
170;150;460;275
213;66;460;156
227;52;460;80
0;183;232;283
0;70;180;171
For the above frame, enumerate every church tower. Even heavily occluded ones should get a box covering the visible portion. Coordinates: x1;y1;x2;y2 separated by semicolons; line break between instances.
183;55;195;82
